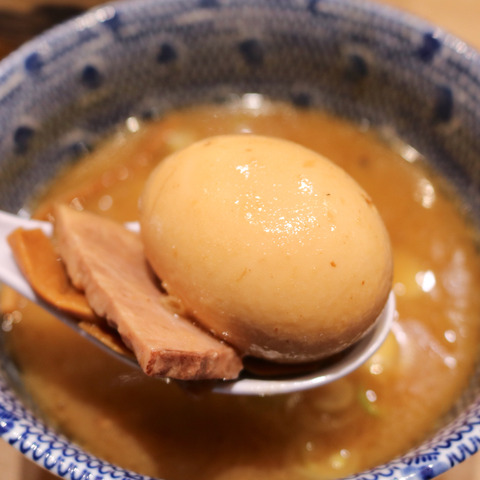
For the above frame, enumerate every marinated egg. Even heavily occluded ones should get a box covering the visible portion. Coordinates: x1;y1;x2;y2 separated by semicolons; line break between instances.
140;134;393;362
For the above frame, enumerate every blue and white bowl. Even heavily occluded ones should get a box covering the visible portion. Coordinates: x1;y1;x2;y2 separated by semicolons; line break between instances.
0;1;480;479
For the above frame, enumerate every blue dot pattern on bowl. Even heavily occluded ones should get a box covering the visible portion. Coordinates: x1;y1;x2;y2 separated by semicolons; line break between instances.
157;43;178;64
13;126;35;155
416;32;443;62
81;65;103;89
238;39;265;66
0;1;479;479
24;52;45;74
0;0;477;217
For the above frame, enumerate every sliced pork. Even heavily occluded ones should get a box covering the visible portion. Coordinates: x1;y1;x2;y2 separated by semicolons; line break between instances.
54;204;243;381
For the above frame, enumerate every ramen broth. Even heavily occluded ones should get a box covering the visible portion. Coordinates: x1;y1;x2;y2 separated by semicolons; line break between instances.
2;99;480;479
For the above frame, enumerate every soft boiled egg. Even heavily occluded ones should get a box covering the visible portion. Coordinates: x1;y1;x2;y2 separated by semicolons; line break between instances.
140;135;393;363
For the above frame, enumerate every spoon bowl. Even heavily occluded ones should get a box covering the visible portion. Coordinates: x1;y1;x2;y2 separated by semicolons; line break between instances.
214;291;395;395
0;209;395;396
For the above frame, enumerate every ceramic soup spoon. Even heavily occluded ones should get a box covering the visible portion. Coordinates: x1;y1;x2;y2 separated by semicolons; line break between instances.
0;210;395;396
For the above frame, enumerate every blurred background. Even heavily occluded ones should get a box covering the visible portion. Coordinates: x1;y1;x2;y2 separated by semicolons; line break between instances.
0;0;478;478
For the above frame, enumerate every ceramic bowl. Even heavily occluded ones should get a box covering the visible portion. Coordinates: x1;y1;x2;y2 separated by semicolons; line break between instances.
0;0;480;479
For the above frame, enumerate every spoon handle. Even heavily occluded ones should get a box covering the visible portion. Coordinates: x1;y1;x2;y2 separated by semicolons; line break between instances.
0;210;140;301
0;211;51;302
0;210;140;368
0;209;395;395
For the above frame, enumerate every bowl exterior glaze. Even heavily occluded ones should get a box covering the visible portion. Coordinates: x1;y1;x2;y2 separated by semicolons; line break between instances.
0;1;479;479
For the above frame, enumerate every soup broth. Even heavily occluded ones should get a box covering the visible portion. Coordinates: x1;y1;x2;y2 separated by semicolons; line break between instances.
2;98;480;479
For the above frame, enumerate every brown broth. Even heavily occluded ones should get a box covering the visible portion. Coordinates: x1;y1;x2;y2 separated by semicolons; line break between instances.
2;98;480;480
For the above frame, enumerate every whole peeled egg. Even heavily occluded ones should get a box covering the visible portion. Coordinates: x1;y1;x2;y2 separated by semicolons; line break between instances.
140;134;393;363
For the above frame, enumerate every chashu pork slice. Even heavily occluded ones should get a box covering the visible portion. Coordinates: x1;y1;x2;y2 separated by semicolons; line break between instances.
54;204;243;380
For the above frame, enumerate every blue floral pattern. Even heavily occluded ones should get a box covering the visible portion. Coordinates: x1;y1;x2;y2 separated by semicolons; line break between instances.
0;0;480;479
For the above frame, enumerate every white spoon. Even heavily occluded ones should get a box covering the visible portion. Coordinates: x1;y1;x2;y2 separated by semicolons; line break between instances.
0;210;395;396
